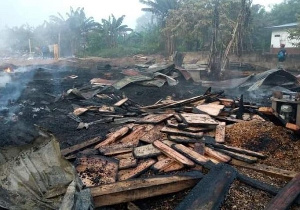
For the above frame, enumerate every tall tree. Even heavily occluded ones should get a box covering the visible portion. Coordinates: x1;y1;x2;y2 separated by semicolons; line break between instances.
139;0;181;26
100;15;132;48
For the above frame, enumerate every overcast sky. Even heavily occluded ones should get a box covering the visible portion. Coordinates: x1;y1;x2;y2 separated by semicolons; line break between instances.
0;0;283;30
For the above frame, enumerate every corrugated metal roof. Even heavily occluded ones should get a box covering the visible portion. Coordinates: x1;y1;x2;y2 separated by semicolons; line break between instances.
266;22;298;29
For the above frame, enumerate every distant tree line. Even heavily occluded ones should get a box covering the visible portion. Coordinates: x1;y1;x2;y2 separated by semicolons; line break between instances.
0;0;299;58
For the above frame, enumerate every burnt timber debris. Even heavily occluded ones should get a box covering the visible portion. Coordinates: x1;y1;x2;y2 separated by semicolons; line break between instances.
0;61;300;209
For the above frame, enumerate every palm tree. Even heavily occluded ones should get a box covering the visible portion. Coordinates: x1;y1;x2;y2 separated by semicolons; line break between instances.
100;15;133;48
49;7;99;55
139;0;181;25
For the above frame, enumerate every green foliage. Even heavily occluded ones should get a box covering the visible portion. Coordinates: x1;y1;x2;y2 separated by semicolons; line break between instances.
100;14;133;48
268;0;300;25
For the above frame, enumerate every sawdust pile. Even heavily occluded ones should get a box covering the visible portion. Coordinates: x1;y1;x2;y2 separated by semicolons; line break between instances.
226;120;300;171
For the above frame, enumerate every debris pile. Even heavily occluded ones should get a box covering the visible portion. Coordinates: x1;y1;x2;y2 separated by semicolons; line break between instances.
58;88;299;209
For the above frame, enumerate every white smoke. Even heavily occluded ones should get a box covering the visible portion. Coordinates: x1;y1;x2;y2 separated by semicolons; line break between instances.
0;73;11;87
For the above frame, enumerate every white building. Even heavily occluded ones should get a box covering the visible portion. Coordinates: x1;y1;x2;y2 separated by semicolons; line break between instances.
268;23;300;54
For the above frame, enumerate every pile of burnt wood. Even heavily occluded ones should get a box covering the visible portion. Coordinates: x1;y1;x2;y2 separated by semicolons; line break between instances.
61;89;300;209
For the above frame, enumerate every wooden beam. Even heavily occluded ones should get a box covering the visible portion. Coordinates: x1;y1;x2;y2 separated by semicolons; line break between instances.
204;147;231;163
172;144;214;169
265;173;300;210
114;98;129;107
153;140;195;167
175;164;237;210
212;143;267;159
230;159;298;179
91;171;203;207
214;148;258;163
61;136;101;156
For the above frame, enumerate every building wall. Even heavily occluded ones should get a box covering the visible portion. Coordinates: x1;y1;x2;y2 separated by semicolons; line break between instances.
271;29;298;48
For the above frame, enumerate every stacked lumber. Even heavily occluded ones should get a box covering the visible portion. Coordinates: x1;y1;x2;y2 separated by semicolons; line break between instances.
60;91;299;208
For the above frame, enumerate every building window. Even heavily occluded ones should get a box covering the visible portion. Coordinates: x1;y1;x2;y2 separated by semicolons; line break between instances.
275;35;280;37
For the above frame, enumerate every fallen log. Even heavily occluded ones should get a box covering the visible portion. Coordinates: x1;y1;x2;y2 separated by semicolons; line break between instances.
230;159;298;179
91;171;203;207
265;173;300;210
61;136;101;156
118;159;156;181
153;140;195;167
175;164;237;210
94;127;130;149
214;148;258;163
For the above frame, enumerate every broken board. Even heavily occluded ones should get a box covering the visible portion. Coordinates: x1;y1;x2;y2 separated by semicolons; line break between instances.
204;147;231;163
168;135;200;143
118;159;156;181
215;122;226;143
153;140;195;167
133;143;162;158
91;171;203;207
195;104;225;116
120;126;146;145
180;113;219;126
94;127;130;149
161;127;203;139
61;136;102;156
135;114;173;124
76;155;119;187
215;148;258;163
140;124;164;143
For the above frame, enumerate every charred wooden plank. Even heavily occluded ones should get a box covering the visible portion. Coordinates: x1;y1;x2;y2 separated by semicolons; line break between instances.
214;116;244;124
237;173;280;195
265;173;300;210
168;135;200;143
195;104;224;116
214;148;258;163
119;157;138;170
204;147;231;163
135;114;173;124
118;159;156;181
153;157;184;172
133;144;161;158
215;122;226;143
114;98;129;107
166;119;211;133
172;144;214;169
99;143;135;156
94;127;130;149
175;164;237;210
153;140;195;167
211;144;266;159
230;159;298;179
120;126;146;145
91;171;203;207
76;155;119;187
140;124;164;143
180;113;219;126
161;127;203;139
194;142;205;155
61;136;102;156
